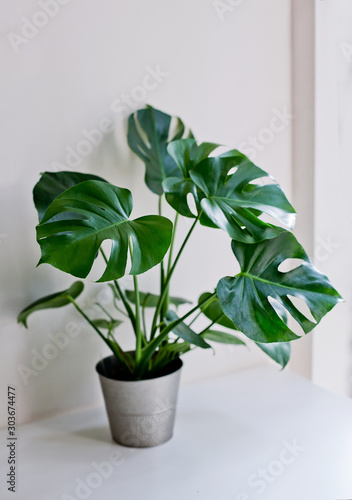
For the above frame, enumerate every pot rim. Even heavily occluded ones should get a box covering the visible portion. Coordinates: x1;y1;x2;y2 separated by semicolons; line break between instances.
96;354;183;383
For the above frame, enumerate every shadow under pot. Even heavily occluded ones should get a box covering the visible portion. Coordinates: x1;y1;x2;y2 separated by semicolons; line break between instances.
96;355;183;448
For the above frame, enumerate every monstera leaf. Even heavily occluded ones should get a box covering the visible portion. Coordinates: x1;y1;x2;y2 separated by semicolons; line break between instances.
127;106;193;195
189;152;296;243
217;232;342;343
163;139;220;219
36;180;173;282
18;281;84;327
33;171;107;222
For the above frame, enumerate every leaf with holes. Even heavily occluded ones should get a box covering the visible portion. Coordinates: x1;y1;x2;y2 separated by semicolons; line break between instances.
163;139;220;219
36;180;173;282
217;232;342;343
18;281;84;327
127;106;193;195
33;171;107;222
189;151;296;243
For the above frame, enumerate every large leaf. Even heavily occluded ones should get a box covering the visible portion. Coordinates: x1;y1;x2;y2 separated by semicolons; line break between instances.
256;342;291;369
18;281;84;327
126;290;191;308
164;311;211;349
202;330;246;346
217;232;342;343
127;106;193;195
163;139;220;219
198;292;238;330
36;180;173;282
33;171;107;222
189;152;296;243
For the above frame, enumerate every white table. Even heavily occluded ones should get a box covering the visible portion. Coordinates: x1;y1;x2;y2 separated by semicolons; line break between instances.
1;366;352;500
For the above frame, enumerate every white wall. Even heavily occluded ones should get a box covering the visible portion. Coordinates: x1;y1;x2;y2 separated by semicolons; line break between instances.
313;0;352;396
0;0;293;426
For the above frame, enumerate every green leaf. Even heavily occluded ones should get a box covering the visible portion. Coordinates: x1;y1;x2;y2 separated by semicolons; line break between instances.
18;281;84;327
217;232;342;343
92;318;123;330
33;171;107;222
164;311;211;349
36;180;173;282
198;292;238;330
126;289;191;308
163;139;220;218
202;330;246;346
256;342;291;369
127;106;193;195
189;151;296;243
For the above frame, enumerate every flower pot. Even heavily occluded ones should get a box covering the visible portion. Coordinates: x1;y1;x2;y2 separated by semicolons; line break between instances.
96;355;183;448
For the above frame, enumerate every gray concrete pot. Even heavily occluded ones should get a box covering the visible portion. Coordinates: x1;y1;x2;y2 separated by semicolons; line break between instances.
96;355;183;448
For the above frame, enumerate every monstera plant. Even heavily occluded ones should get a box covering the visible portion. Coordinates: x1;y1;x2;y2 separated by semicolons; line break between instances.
18;106;341;446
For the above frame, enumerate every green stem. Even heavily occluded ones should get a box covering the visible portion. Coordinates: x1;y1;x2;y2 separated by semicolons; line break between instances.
136;291;216;377
150;214;201;340
68;297;133;373
187;310;202;327
167;212;179;275
128;240;143;364
99;249;136;331
95;302;113;320
198;314;224;336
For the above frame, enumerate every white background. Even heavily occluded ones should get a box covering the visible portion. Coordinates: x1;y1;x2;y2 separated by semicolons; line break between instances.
0;0;349;426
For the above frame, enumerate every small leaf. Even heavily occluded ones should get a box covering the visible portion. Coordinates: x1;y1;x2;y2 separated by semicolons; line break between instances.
198;292;237;330
203;330;246;346
18;281;84;327
92;318;123;330
256;342;291;369
126;290;191;308
164;311;211;349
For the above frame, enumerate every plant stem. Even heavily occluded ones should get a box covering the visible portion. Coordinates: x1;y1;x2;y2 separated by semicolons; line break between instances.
99;249;136;331
187;310;202;327
128;240;143;364
95;302;113;320
167;212;179;275
68;296;133;373
198;314;224;336
150;214;200;340
136;291;216;377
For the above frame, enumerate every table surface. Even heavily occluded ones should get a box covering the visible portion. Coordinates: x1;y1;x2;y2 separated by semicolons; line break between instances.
1;365;352;500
